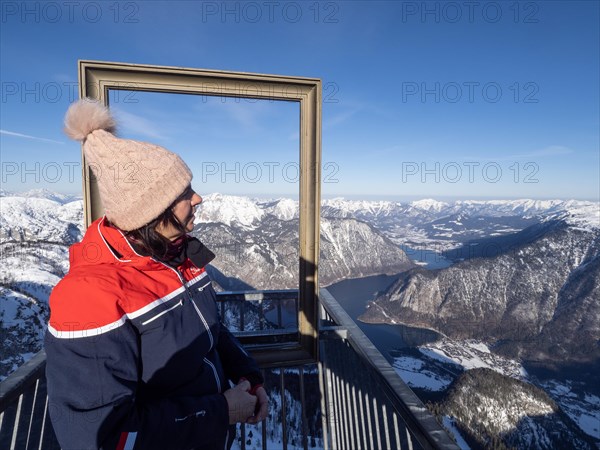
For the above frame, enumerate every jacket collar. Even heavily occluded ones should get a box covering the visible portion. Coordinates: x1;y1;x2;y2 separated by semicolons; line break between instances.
70;216;215;270
97;216;146;262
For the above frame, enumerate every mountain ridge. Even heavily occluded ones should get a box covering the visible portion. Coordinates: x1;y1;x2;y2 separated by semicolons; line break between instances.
360;218;600;364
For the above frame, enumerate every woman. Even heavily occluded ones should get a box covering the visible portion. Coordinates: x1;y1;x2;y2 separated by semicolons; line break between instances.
45;99;268;450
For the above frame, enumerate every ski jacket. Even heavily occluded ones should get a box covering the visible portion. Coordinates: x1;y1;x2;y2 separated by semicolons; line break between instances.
45;216;262;450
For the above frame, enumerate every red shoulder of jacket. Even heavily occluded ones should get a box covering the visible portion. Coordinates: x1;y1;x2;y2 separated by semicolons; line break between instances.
47;216;209;338
48;263;192;337
48;261;209;337
48;269;126;338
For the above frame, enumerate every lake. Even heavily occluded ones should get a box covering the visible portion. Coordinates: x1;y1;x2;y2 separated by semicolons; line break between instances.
325;274;440;365
401;245;453;269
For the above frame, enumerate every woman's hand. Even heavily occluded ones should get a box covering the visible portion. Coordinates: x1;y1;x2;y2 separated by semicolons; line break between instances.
245;386;269;424
223;380;257;424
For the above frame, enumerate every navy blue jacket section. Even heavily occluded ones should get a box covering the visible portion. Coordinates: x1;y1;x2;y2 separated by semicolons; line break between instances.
44;217;262;450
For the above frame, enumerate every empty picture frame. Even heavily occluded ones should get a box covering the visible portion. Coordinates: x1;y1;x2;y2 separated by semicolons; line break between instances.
78;60;321;366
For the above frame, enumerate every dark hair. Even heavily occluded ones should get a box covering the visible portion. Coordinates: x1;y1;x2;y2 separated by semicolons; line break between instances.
124;206;187;260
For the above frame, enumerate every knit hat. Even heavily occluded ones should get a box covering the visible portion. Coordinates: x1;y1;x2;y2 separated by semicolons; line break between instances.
64;98;193;231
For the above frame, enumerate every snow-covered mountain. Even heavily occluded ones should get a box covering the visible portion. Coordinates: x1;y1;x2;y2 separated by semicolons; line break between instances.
392;338;600;445
321;197;599;250
186;193;416;290
323;197;598;223
1;188;81;204
0;195;83;243
361;219;600;364
198;194;599;249
0;193;84;378
436;368;597;449
197;215;414;290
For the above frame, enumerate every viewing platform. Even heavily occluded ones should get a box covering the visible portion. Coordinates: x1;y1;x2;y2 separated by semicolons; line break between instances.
0;289;459;450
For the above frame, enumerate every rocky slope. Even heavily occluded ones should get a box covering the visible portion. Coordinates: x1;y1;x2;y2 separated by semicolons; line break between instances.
197;216;414;290
194;194;414;290
360;219;600;363
433;368;597;449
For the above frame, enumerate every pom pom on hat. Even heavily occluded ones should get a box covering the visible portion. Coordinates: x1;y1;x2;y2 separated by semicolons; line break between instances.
64;98;192;231
64;98;116;141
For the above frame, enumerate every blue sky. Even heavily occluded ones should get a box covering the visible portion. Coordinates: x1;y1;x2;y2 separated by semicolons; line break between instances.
1;1;598;201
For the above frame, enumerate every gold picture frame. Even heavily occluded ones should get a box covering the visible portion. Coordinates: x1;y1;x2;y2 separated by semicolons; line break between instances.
78;60;321;365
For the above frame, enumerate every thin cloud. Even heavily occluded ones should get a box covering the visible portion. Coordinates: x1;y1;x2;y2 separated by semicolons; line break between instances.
193;97;298;138
288;106;361;140
201;99;271;133
0;129;64;145
225;101;263;132
112;109;168;141
324;108;359;129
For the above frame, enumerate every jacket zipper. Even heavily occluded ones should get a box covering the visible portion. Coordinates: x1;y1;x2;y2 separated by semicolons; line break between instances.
174;268;214;349
152;259;216;363
203;357;222;392
190;300;214;349
198;280;211;292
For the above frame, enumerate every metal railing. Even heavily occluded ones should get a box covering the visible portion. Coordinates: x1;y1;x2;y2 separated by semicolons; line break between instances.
0;352;59;450
318;288;458;450
0;289;458;450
